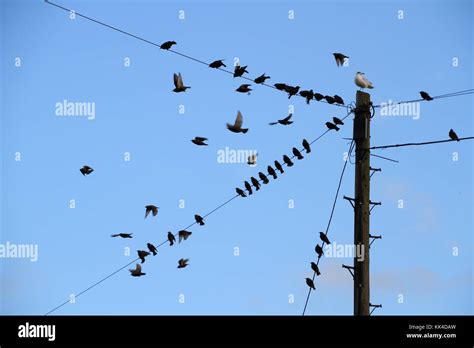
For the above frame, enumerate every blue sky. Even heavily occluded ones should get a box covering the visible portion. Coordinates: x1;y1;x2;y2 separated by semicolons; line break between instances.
0;0;472;315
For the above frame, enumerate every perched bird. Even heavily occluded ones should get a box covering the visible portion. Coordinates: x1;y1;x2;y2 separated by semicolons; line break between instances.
111;233;133;239
333;52;349;67
284;85;300;99
244;181;253;195
195;214;205;226
227;111;249;134
209;59;226;69
311;262;321;276
302;139;311;153
324;95;336;104
250;176;261;191
236;84;252;94
254;73;271;84
305;278;316;290
137;250;150;264
283;155;294;167
333;95;344;105
333;117;344;126
355;72;374;89
319;232;331;245
259;172;269;184
167;231;176;246
129;263;145;277
178;230;192;243
233;65;249;78
267;166;277;179
315;244;324;258
173;73;191;93
177;258;189;269
160;41;176;50
314;92;324;101
269;113;293;126
80;165;94;176
292;147;303;160
145;205;159;219
274;83;288;91
449;129;460;141
247;153;258;166
300;89;314;104
236;187;247;197
191;137;208;146
147;243;158;256
420;91;433;101
274;160;284;174
325;122;340;131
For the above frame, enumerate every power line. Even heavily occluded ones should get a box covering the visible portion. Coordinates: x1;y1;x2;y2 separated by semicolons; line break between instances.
370;136;474;150
302;140;355;316
44;0;347;108
373;88;474;108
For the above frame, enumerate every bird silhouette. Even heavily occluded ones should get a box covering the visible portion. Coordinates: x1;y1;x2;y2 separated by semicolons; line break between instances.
209;59;226;68
302;139;311;153
167;231;176;246
269;113;293;126
324;95;336;104
333;52;349;66
236;187;247;197
250;176;261;191
177;258;189;268
145;205;159;219
355;72;374;89
160;41;176;50
195;214;205;226
191;137;208;146
129;263;145;277
247;153;258;166
178;230;192;243
333;95;345;105
311;262;321;276
300;89;314;104
319;232;331;245
333;117;344;126
449;129;460;141
284;85;300;99
314;92;324;101
259;172;269;184
267;166;277;179
147;243;158;256
137;250;150;264
292;147;303;160
254;73;271;84
233;65;249;78
111;233;133;238
274;83;288;91
274;160;284;174
283;155;294;167
305;278;316;290
80;165;94;176
315;244;324;258
236;84;252;94
227;111;249;134
420;91;433;101
244;181;253;195
173;73;191;92
326;122;340;131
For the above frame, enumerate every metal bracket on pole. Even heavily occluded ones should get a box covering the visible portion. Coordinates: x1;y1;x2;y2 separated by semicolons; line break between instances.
343;195;356;210
342;264;355;279
369;234;382;248
369;303;382;315
369;167;381;179
369;200;381;214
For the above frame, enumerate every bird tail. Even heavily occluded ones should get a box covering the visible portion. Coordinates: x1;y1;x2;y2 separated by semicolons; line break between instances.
335;125;340;131
199;221;204;226
269;122;278;125
241;128;249;134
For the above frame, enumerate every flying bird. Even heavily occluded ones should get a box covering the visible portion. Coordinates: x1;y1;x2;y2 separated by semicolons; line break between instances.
173;73;191;92
355;72;374;89
145;205;159;219
250;177;261;191
314;92;324;101
420;91;433;101
259;172;269;184
315;244;324;258
267;166;277;179
283;155;294;167
254;73;271;84
147;243;158;256
191;137;208;146
302;139;311;153
178;230;192;243
227;111;248;134
80;165;94;176
177;258;189;269
129;263;145;277
284;85;300;99
311;262;321;276
319;232;331;245
209;59;226;68
111;233;133;239
236;84;252;94
274;160;284;174
244;181;253;195
305;278;316;290
167;231;176;246
247;153;258;166
292;147;303;160
333;117;344;126
233;65;249;78
137;250;150;264
274;83;288;91
326;122;340;131
333;52;349;66
333;95;344;105
236;187;247;197
449;129;460;141
300;89;314;104
195;214;205;226
160;41;176;50
269;113;293;126
324;95;336;104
